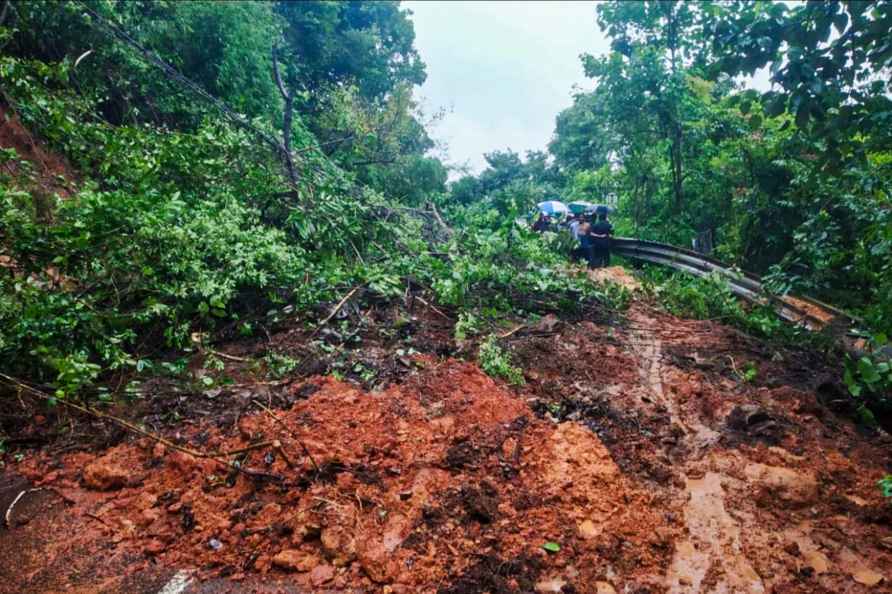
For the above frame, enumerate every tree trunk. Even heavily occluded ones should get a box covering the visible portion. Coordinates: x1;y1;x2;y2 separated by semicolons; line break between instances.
271;48;298;191
671;123;683;212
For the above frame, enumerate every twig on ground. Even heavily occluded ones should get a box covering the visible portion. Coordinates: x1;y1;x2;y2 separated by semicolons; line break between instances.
499;324;526;339
414;296;451;320
207;349;252;363
5;489;34;528
318;285;363;329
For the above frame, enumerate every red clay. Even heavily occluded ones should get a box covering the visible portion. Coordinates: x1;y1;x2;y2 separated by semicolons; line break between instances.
2;302;892;593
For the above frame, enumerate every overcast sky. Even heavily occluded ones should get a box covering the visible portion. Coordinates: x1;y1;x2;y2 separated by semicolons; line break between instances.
405;1;770;177
406;0;608;175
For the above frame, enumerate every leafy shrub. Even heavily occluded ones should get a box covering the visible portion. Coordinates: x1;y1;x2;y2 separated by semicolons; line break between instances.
478;335;525;386
454;312;482;342
880;476;892;499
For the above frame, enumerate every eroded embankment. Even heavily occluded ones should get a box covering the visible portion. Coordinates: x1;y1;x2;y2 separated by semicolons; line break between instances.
2;299;892;594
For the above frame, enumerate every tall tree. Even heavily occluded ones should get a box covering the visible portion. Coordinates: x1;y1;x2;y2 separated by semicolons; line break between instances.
584;1;712;212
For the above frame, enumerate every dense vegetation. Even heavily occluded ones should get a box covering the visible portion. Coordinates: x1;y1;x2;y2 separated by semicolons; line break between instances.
456;1;892;337
0;0;890;415
0;1;609;401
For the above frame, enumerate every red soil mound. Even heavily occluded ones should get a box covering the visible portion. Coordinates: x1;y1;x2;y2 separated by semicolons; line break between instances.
9;359;671;593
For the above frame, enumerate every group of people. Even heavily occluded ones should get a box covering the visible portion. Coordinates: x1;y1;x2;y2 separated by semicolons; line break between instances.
532;206;614;269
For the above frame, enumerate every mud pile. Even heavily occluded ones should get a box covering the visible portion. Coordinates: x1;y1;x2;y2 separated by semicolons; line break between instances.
511;304;892;593
9;359;670;593
4;302;892;594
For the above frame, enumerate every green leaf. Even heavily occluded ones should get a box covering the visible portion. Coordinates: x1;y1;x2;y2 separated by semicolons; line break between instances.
858;357;880;385
542;542;561;553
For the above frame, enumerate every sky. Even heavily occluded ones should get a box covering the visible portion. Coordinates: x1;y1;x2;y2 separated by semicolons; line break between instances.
405;1;609;175
405;1;771;177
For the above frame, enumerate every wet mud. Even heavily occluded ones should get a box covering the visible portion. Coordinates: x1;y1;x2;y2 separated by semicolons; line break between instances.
2;300;892;593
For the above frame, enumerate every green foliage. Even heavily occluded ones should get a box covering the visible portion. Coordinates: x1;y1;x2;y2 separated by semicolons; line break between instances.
8;0;284;126
646;270;745;321
842;335;892;424
642;268;785;339
708;0;892;160
879;476;892;499
454;312;482;342
263;353;299;380
478;335;525;386
546;0;892;339
0;56;320;394
275;0;425;103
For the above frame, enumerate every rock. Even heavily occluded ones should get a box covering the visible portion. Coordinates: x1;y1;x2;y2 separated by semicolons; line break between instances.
839;547;885;586
272;549;317;573
596;582;617;594
577;519;599;539
532;314;562;334
82;458;132;491
137;508;162;528
727;405;783;440
357;538;401;583
320;526;356;565
144;539;166;555
852;568;885;587
743;463;818;505
310;564;336;586
801;549;830;574
534;577;566;593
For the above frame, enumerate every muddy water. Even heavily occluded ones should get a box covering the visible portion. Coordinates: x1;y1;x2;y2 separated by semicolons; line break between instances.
667;471;765;593
628;310;720;453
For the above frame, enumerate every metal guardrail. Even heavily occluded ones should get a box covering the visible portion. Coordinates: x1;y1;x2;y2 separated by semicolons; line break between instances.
612;237;861;333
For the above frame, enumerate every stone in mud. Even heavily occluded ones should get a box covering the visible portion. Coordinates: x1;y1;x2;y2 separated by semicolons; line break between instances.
356;537;401;583
744;463;817;505
320;525;356;565
272;549;317;573
310;564;336;586
852;567;885;586
726;404;784;442
144;539;166;555
578;519;599;539
534;576;566;593
82;457;135;490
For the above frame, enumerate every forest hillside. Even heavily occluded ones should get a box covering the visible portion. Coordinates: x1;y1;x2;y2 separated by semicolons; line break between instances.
1;2;891;593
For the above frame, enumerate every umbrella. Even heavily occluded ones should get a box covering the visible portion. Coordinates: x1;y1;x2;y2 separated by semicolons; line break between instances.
568;201;594;214
536;201;569;216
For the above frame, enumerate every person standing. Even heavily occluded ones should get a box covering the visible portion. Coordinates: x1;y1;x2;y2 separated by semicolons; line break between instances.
589;209;613;268
567;214;583;262
577;214;593;267
532;213;552;232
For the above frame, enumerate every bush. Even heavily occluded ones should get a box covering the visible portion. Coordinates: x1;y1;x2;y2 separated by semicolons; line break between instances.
478;335;525;386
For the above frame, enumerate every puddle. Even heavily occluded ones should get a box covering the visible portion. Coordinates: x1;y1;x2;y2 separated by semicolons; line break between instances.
667;471;765;594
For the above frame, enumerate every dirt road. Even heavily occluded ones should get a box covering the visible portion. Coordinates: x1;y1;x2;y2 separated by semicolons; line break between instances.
2;297;891;593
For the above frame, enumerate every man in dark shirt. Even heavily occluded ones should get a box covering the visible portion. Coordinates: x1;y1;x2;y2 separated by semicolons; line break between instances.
589;211;613;268
532;213;552;232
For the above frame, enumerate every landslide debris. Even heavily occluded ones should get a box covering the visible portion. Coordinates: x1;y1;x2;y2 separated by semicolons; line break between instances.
3;300;892;594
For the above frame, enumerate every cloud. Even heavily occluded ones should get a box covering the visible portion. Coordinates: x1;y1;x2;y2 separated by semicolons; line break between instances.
406;1;606;174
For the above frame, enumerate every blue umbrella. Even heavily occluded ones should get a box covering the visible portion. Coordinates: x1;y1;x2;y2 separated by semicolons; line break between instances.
536;201;569;216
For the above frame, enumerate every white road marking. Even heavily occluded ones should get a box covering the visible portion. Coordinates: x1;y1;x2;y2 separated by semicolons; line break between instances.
157;570;193;594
